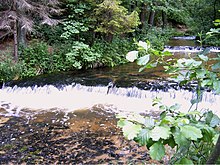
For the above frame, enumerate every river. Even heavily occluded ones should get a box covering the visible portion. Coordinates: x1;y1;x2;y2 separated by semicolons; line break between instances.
0;37;219;164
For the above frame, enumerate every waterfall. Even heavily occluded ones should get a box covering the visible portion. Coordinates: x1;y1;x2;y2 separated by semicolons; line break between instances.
1;83;220;117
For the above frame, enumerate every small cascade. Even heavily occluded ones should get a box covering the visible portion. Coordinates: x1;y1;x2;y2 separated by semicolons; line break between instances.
1;83;220;117
164;45;220;53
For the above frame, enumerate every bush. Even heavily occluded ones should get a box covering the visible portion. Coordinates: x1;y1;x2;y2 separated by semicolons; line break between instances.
135;26;176;50
19;41;53;77
0;54;23;82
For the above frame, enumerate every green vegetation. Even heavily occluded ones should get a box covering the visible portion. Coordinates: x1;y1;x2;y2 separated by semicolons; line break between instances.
0;0;219;82
118;36;220;163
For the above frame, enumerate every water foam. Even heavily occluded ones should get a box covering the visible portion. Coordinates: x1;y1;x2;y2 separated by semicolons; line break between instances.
0;84;220;116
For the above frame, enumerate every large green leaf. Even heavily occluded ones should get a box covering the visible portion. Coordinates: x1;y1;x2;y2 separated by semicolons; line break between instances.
180;125;203;140
126;51;138;62
122;121;142;140
149;142;165;160
173;128;190;146
210;114;220;127
198;54;208;62
137;55;150;66
150;126;171;141
135;128;151;146
196;69;206;79
138;41;150;51
144;117;155;128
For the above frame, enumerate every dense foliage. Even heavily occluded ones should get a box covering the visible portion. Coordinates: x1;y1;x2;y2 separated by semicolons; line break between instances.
0;0;219;82
119;38;220;164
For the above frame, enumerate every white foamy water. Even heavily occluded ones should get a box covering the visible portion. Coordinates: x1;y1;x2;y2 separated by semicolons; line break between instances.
164;46;220;53
0;84;220;116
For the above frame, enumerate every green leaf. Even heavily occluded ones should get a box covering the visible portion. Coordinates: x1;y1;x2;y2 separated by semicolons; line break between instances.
122;121;142;140
211;62;220;70
212;134;219;145
149;142;165;160
173;128;190;146
169;103;181;111
126;51;138;62
213;80;220;94
150;126;171;141
180;125;203;140
138;41;150;51
138;65;146;72
210;114;220;127
117;118;128;128
135;128;151;146
198;54;208;61
162;51;172;56
177;157;194;164
196;69;206;79
161;116;175;125
137;55;150;66
201;79;212;87
144;117;155;128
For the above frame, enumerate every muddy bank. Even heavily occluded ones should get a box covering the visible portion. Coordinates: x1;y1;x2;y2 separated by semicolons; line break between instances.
0;107;162;164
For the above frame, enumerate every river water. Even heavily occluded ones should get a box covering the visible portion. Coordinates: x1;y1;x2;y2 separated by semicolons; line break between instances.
0;38;220;163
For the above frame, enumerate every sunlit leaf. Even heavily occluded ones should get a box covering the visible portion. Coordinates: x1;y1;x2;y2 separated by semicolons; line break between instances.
122;121;142;140
169;103;181;111
173;128;190;146
162;51;172;56
126;51;138;62
213;80;220;94
210;113;220;127
196;69;206;79
212;134;219;145
137;55;150;66
138;41;150;51
180;125;203;140
149;142;165;160
150;126;171;141
161;116;175;124
201;79;212;87
144;117;155;128
139;66;146;72
198;54;208;61
136;128;151;146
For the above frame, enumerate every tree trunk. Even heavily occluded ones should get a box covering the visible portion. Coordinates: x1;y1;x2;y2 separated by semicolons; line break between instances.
162;11;167;28
105;33;113;42
206;136;220;164
18;22;27;47
148;10;156;26
140;3;147;29
13;0;18;61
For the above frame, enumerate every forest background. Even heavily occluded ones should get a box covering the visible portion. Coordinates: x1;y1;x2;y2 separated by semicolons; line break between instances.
0;0;219;82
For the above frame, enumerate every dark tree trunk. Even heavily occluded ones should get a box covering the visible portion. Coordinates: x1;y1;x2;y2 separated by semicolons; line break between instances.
105;33;113;42
18;22;27;47
213;0;217;21
206;136;220;164
162;11;167;28
13;0;18;61
140;3;147;29
148;10;156;26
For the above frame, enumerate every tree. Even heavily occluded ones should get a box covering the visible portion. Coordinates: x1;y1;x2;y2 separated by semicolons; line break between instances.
93;0;140;42
0;0;61;60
